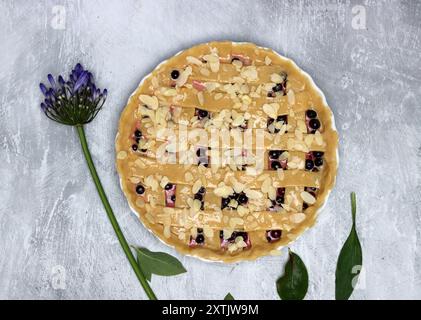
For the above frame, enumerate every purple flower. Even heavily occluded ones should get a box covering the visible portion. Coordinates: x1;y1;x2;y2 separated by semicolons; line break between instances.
39;63;107;126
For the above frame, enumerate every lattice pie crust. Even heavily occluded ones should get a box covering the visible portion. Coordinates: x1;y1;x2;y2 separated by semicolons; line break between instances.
115;42;338;262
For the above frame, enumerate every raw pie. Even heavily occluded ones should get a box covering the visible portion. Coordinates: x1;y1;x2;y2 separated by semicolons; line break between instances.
116;42;338;262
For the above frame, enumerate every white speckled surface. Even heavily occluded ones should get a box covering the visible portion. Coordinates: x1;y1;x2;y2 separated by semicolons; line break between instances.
0;0;420;300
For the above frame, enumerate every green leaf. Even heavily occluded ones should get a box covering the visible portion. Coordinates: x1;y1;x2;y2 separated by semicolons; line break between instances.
276;249;308;300
335;192;363;300
136;250;152;282
135;247;187;277
224;293;234;300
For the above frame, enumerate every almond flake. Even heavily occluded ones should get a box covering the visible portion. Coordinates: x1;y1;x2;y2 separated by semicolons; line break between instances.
214;93;223;100
117;151;127;160
186;56;203;66
290;212;306;223
264;56;272;65
203;226;214;238
263;103;277;119
163;88;177;96
192;180;202;194
160;176;169;188
135;198;145;208
200;68;210;76
244;188;263;200
139;94;159;110
229;217;244;228
287;89;295;105
130;176;141;184
300;191;316;204
197;92;204;106
270;73;283;83
214;185;234;198
163;226;171;238
277;168;285;180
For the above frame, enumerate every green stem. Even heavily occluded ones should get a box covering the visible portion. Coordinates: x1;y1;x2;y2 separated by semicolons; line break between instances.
76;125;157;300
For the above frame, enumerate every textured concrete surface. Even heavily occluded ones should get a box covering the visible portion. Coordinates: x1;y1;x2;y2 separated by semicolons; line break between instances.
0;0;420;300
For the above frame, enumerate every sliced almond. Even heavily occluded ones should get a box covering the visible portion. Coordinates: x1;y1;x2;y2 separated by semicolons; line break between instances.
139;94;159;110
300;191;316;204
270;73;283;83
263;103;277;119
290;213;306;224
264;56;272;66
192;180;202;194
244;188;263;200
160;176;169;188
117;151;127;160
186;56;203;66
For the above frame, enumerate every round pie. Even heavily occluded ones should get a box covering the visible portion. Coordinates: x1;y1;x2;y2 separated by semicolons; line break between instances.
116;41;338;263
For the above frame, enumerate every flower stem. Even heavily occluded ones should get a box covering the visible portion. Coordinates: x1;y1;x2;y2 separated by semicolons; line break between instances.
76;125;157;300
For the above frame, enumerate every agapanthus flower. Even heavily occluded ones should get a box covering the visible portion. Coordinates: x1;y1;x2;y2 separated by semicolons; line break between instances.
39;64;156;300
39;63;107;126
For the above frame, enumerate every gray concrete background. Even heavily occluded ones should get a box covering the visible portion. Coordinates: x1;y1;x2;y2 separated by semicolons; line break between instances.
0;0;420;300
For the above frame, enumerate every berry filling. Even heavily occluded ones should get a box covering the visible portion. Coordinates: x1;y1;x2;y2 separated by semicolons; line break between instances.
266;229;282;242
305;151;324;172
221;191;248;210
192;80;206;91
194;187;206;210
268;188;285;211
195;108;211;120
268;150;288;170
220;231;251;249
131;127;148;153
267;72;288;97
196;147;210;167
189;228;205;247
305;109;321;133
267;115;288;134
231;54;251;66
164;183;176;207
302;187;318;210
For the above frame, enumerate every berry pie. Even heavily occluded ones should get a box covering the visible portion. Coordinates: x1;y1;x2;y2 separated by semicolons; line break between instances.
115;42;338;262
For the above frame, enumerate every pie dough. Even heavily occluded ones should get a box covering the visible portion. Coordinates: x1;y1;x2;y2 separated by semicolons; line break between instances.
116;42;338;263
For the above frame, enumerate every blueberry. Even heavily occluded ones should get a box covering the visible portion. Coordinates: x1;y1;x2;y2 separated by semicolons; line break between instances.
276;196;284;204
238;193;248;204
272;83;283;92
170;70;180;80
314;157;323;167
135;185;145;195
270;230;282;239
219;230;224;238
277;115;287;123
267;91;276;98
221;198;230;209
171;194;176;202
140;148;147;153
135;137;141;143
165;183;173;190
134;129;142;138
196;148;206;157
231;57;240;62
269;150;281;159
198;109;208;118
303;203;309;210
197;228;203;233
196;234;205;244
271;161;282;170
266;236;272;242
313;151;324;158
194;193;203;201
198;187;206;194
305;159;314;170
309;119;321;130
132;144;138;151
306;110;317;119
